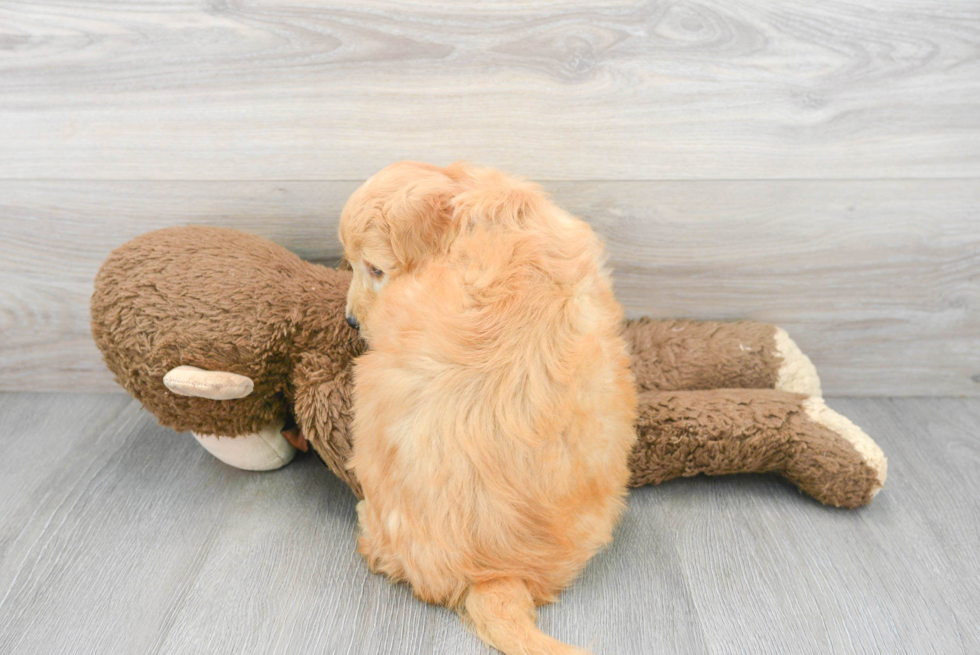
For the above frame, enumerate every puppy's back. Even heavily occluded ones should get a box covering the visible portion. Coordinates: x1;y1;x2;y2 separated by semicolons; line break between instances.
346;164;637;655
351;182;636;622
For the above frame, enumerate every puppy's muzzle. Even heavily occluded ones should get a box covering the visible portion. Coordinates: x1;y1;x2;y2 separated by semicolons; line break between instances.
346;315;360;330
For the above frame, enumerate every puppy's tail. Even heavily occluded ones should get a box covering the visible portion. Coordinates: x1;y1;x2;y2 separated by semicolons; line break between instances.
464;577;590;655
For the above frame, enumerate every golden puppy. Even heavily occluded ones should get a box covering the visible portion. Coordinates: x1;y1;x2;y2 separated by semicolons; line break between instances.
339;161;637;655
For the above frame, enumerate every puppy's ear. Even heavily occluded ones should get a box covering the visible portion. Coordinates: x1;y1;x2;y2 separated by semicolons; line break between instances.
448;165;546;229
384;170;459;270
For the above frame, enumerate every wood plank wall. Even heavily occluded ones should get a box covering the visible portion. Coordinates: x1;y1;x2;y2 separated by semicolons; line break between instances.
1;1;978;395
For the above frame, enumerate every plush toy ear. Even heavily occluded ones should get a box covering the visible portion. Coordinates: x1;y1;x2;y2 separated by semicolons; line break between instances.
163;365;254;400
382;167;460;271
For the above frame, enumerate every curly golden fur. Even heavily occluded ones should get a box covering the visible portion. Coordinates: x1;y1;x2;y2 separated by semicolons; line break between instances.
339;161;637;655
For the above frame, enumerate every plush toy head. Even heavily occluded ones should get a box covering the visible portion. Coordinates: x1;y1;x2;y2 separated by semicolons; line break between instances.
91;226;365;491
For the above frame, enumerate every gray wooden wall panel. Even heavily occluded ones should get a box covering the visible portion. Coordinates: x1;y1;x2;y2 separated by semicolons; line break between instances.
2;179;977;395
1;1;978;180
0;1;978;394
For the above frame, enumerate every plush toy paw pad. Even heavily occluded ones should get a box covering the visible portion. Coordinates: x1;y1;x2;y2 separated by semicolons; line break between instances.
774;328;823;397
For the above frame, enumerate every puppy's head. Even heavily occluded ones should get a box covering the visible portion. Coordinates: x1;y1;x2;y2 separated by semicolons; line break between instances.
338;161;461;333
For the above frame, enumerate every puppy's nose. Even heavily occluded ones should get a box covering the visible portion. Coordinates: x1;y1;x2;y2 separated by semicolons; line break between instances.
346;315;360;330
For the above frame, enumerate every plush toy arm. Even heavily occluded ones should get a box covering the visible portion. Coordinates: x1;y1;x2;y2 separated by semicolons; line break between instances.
291;355;363;498
622;319;821;396
629;389;886;508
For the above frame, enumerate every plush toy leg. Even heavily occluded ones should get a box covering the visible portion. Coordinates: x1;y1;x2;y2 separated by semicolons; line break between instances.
622;319;821;397
191;417;298;471
630;389;886;507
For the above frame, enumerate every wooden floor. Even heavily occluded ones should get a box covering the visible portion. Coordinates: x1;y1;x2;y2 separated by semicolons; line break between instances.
0;393;977;654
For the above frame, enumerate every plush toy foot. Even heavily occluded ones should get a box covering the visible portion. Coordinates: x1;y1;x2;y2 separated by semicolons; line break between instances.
800;396;887;502
772;327;821;396
630;389;886;508
191;417;297;471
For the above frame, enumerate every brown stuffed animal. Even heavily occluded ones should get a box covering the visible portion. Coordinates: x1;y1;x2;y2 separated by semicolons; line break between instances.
91;226;886;508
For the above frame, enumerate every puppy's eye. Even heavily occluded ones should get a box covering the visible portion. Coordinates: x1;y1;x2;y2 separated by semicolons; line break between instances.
366;264;384;279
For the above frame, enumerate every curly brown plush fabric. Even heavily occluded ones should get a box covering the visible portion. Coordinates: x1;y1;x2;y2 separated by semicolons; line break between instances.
91;226;886;508
630;389;880;507
623;318;780;392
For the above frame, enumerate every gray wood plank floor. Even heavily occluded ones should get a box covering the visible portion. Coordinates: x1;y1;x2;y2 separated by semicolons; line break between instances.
1;394;978;654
